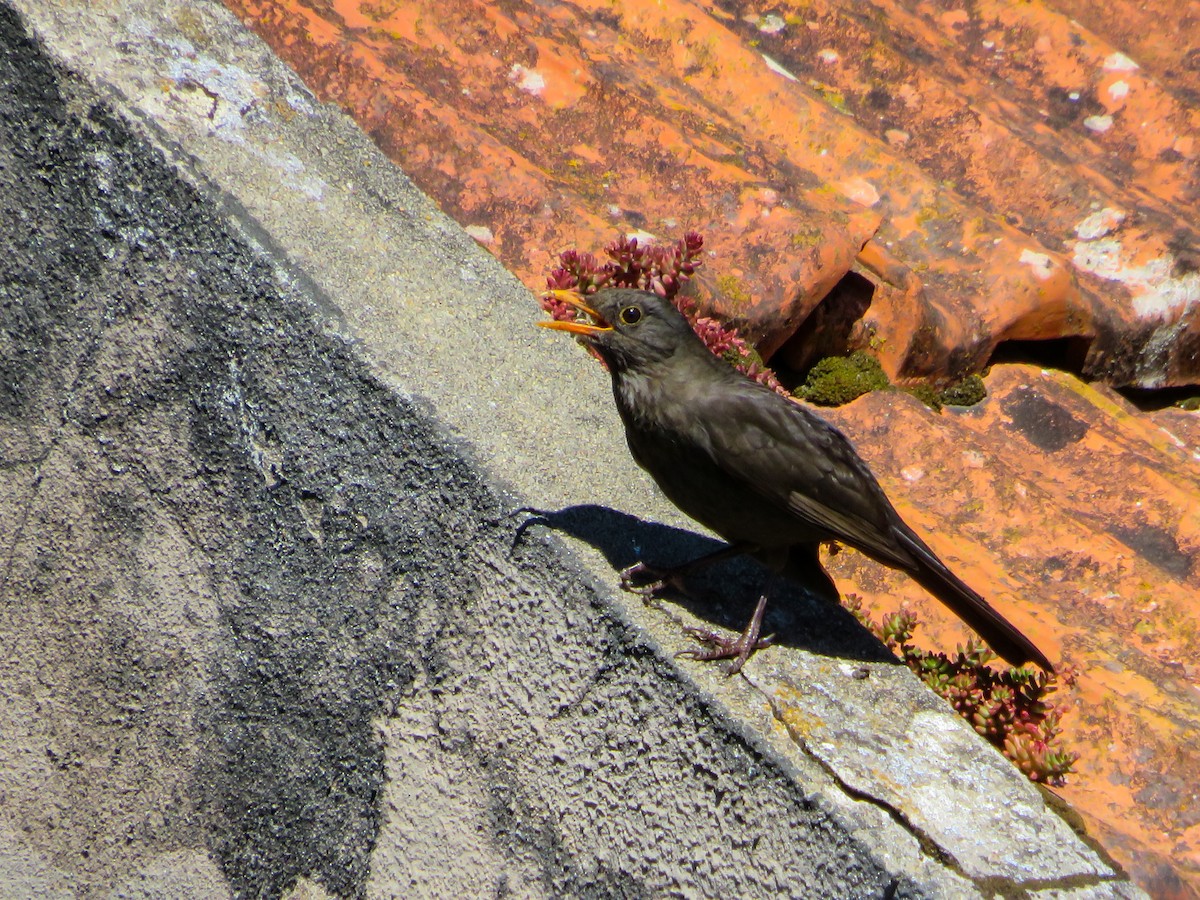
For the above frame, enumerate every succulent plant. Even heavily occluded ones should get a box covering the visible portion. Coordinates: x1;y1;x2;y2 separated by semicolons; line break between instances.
541;231;787;394
843;594;1078;785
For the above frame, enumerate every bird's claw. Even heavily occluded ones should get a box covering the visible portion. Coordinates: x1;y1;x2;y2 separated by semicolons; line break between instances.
619;561;682;599
677;626;774;675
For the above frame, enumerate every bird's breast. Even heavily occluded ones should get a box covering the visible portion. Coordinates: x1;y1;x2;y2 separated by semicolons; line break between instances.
614;377;821;548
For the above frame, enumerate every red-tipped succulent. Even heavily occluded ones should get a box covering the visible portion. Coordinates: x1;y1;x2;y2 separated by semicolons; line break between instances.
845;597;1079;786
541;231;786;394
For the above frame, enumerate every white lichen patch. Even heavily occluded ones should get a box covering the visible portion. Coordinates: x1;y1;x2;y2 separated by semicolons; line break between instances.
1135;318;1190;387
508;64;545;96
157;44;266;142
1072;237;1200;320
839;177;880;207
624;230;659;244
153;48;329;202
962;450;986;469
1103;51;1140;72
1018;249;1058;281
758;14;786;34
1074;207;1126;241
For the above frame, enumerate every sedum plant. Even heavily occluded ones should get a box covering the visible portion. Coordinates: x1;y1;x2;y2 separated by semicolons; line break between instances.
844;597;1078;786
541;232;787;395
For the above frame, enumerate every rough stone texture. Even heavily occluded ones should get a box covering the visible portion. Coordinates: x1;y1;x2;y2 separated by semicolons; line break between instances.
0;9;898;896
752;657;1103;885
0;1;1148;898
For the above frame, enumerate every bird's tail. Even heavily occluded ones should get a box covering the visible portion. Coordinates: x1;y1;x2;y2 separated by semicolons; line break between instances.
894;528;1054;672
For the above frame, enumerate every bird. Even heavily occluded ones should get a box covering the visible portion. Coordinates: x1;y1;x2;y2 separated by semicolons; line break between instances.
539;287;1054;674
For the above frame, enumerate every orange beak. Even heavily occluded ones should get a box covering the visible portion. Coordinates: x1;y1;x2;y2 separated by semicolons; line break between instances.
538;290;613;336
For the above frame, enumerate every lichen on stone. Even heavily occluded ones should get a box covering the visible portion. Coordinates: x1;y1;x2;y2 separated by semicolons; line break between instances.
715;273;752;311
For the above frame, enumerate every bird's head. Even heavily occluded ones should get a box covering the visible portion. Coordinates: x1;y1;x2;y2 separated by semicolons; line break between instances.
538;287;698;373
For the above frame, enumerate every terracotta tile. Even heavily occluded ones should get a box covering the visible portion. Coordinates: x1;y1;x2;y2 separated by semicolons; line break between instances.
225;0;1199;386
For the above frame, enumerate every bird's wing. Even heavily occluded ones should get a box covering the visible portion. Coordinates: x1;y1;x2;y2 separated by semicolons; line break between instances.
675;372;1053;671
690;379;915;568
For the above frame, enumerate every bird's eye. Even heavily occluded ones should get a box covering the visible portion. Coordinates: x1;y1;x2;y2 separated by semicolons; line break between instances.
619;306;643;325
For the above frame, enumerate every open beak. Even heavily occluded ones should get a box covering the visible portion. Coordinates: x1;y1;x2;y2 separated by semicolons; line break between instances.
538;290;612;336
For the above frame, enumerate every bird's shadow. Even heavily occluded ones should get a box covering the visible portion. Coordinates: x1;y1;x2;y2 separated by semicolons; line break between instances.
515;504;895;665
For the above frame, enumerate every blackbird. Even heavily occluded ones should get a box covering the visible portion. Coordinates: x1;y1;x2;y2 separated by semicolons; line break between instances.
540;287;1054;674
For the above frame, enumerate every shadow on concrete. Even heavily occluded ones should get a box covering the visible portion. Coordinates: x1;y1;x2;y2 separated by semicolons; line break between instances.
514;505;895;666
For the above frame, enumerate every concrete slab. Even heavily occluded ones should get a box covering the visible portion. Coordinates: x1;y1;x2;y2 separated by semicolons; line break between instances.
0;0;1142;896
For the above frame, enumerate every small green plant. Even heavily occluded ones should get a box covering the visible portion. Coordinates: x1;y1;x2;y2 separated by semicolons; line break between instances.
794;353;989;411
940;374;988;407
904;373;989;412
906;383;944;411
843;596;1079;786
795;351;890;405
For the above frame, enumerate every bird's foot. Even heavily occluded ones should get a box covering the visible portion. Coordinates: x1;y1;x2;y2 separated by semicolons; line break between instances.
619;561;685;599
677;627;774;676
620;544;753;600
676;589;773;675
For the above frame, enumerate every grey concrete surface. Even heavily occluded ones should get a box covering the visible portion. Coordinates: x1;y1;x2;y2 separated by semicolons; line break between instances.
0;0;1143;897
